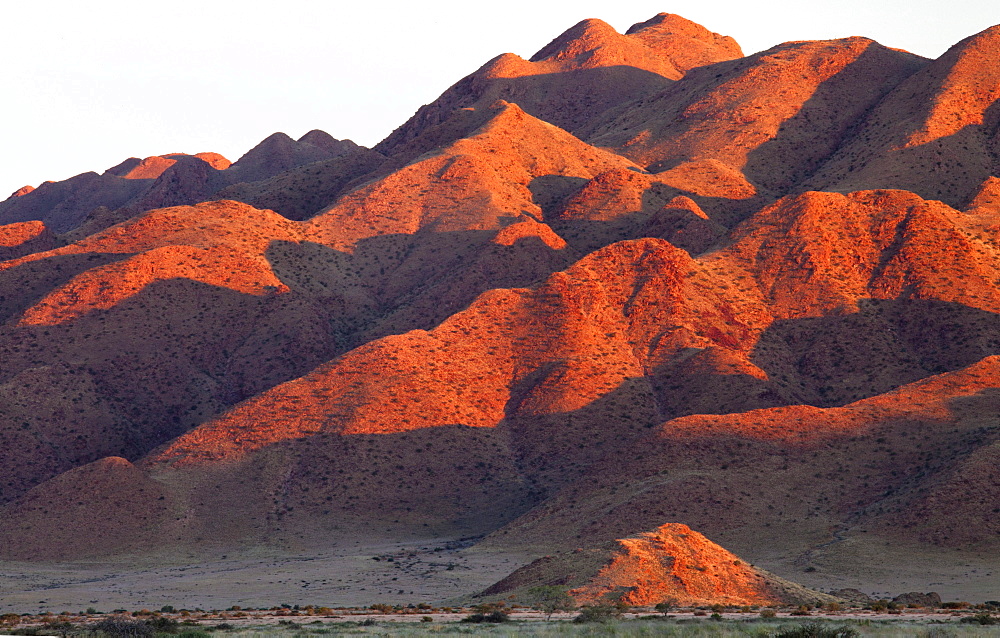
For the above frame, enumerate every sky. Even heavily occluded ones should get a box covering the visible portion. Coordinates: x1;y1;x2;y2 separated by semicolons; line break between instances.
1;0;998;198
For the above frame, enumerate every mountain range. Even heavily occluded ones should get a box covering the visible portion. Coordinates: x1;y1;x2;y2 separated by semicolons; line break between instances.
0;13;998;609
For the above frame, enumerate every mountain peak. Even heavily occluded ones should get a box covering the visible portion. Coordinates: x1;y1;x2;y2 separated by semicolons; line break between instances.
528;18;619;63
9;185;34;198
527;14;740;79
626;12;743;59
903;23;1000;147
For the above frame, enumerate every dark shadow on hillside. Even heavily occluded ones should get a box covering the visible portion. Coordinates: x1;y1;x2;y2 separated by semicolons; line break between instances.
750;298;1000;407
265;226;576;353
0;172;150;233
376;65;674;156
0;277;343;503
742;43;927;194
0;252;133;324
793;66;1000;209
258;424;544;541
527;175;732;256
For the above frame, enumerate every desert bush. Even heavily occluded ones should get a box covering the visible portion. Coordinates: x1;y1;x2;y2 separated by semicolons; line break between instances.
573;604;622;623
41;621;79;638
655;598;678;615
961;612;998;625
0;613;20;626
527;585;576;620
145;616;180;632
91;617;155;637
460;610;509;623
771;622;858;637
760;608;778;619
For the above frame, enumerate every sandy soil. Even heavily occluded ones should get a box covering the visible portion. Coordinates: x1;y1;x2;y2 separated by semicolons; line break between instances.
737;531;1000;603
0;537;535;614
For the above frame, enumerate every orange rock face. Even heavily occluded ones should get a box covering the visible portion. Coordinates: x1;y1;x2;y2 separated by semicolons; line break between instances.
572;523;790;606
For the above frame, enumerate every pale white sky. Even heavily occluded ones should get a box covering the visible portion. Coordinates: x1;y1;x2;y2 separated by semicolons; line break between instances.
1;0;997;197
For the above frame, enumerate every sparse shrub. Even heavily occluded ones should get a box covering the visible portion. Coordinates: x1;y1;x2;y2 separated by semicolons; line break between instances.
145;616;179;632
41;621;78;638
655;599;677;616
772;623;858;637
573;604;622;623
460;610;509;623
0;613;20;627
760;608;778;619
961;612;998;625
527;585;576;620
420;616;433;622
91;616;154;637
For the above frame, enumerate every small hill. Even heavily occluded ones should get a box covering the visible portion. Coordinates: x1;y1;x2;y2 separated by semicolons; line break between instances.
479;523;836;606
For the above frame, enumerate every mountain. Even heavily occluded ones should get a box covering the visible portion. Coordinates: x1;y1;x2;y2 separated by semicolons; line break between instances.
0;13;999;610
805;25;1000;207
0;131;371;235
374;14;742;156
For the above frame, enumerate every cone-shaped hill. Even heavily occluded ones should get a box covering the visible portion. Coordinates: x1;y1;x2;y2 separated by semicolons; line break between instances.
477;523;837;607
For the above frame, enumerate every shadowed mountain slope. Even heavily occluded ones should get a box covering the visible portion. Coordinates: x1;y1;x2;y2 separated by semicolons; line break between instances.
0;131;369;235
581;37;927;217
805;25;1000;207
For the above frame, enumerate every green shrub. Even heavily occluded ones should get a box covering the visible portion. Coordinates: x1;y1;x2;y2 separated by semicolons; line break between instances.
527;585;576;620
772;622;858;637
460;610;509;623
573;604;622;623
91;617;154;637
961;613;998;625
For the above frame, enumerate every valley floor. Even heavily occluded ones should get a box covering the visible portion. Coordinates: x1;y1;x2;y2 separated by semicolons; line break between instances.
0;538;534;614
